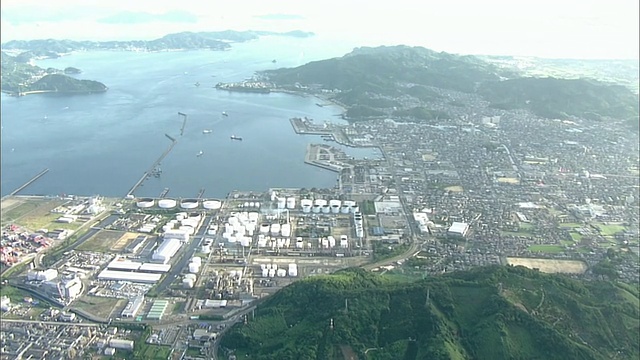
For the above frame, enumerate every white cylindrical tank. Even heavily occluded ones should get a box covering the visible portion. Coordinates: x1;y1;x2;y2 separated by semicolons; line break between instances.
277;269;287;277
201;245;211;254
281;224;291;237
341;205;350;214
329;199;341;213
268;269;276;278
249;212;260;221
228;216;239;225
191;257;202;265
322;205;330;214
351;205;359;213
202;200;222;210
183;278;194;289
286;197;296;209
255;202;261;208
188;262;200;274
240;237;251;247
270;223;281;235
136;198;155;208
224;223;233;233
158;199;177;209
277;197;286;209
261;269;269;277
181;199;199;209
312;204;321;213
260;264;267;270
260;224;270;234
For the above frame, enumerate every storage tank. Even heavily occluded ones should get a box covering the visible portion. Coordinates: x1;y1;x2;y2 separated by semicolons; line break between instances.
188;262;200;274
322;205;330;214
261;269;269;277
312;204;321;213
248;212;260;221
330;199;341;213
351;205;359;213
158;199;177;209
228;216;239;225
268;269;276;278
255;202;261;209
180;199;199;209
277;197;286;209
281;223;291;237
270;223;281;235
341;205;350;214
201;245;211;254
191;257;202;265
277;269;287;277
202;199;222;210
259;224;270;234
243;202;250;208
286;197;296;209
300;199;313;213
240;237;251;247
227;236;236;243
136;198;155;208
182;278;194;289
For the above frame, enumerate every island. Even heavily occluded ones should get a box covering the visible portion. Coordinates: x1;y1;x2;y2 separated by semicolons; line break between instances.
0;51;106;96
260;45;639;125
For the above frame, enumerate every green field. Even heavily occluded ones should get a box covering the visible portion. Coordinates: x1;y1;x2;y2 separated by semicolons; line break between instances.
597;224;626;236
76;230;126;252
135;344;173;360
73;296;122;319
1;202;40;223
528;245;565;253
569;232;583;241
559;223;582;228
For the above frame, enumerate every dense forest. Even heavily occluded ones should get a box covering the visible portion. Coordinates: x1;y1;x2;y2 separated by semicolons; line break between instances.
220;266;639;360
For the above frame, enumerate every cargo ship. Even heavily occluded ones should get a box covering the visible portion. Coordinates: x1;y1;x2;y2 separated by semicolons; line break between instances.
230;135;243;141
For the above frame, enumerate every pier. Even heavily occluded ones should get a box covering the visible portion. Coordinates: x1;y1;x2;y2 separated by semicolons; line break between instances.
7;168;50;197
197;188;206;199
159;188;170;198
304;144;352;173
126;140;177;198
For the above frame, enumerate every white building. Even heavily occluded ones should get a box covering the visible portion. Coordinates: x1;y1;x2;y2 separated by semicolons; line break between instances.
97;270;162;284
448;222;469;237
27;268;58;281
163;229;190;242
121;296;144;318
109;339;134;350
152;238;182;264
0;296;10;312
62;277;83;300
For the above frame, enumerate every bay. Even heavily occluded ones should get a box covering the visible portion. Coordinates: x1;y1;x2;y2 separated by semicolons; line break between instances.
0;35;364;199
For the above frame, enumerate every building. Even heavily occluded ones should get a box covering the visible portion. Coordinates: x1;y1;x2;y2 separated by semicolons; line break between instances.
151;238;182;264
447;222;469;237
162;229;190;242
121;296;144;318
0;296;10;311
146;299;169;320
125;235;147;254
27;268;58;281
138;263;171;273
97;270;162;284
108;339;134;350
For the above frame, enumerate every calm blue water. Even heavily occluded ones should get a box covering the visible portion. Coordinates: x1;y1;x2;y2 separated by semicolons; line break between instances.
0;35;365;198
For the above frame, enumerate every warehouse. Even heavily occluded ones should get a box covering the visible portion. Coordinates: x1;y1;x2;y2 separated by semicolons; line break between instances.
97;270;162;284
106;259;142;271
146;299;169;320
138;263;171;273
447;222;469;237
151;238;182;264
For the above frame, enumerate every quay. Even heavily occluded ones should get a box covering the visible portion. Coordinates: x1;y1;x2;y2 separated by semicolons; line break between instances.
126;140;177;198
159;188;170;198
304;144;353;173
197;188;205;199
290;117;355;147
6;168;50;197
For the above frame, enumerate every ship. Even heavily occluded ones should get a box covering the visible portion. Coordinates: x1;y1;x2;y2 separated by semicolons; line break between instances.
222;111;228;117
195;82;200;87
272;59;277;63
230;135;243;141
203;129;213;134
197;151;204;157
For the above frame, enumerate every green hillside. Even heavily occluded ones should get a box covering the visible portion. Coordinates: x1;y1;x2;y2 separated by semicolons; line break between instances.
29;74;107;93
263;45;639;121
220;266;639;360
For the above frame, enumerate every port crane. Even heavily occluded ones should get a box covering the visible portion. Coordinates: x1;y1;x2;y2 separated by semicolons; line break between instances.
178;112;188;136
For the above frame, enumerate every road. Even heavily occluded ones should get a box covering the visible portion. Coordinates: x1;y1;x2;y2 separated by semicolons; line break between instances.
0;319;102;327
154;215;212;295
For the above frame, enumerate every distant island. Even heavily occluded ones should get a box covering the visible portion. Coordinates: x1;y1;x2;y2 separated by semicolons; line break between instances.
0;30;314;96
260;45;640;125
221;266;640;360
0;30;315;56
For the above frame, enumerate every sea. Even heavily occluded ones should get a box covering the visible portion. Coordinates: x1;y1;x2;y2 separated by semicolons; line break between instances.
0;35;381;199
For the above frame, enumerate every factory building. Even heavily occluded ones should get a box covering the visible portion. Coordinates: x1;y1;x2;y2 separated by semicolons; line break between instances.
27;269;58;281
146;299;169;320
163;229;190;242
121;296;144;318
97;270;162;284
152;238;182;264
108;339;134;350
125;235;147;254
448;222;469;237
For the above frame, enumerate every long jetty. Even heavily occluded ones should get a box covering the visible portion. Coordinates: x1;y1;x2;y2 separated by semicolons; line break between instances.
197;188;205;199
7;168;50;197
126;140;177;198
159;188;170;198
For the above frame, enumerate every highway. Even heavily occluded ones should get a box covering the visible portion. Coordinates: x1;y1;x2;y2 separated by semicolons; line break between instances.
1;319;102;327
154;215;213;295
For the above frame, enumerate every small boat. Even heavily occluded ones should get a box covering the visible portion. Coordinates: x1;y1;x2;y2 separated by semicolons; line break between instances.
272;59;277;63
197;151;204;157
230;135;243;141
222;111;228;117
195;82;200;87
203;129;213;134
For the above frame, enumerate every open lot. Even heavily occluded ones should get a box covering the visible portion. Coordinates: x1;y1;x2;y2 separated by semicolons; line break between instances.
506;257;587;274
73;295;123;319
76;230;127;253
527;245;565;253
444;185;464;192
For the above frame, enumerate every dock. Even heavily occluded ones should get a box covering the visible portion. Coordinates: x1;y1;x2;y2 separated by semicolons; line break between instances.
197;188;205;199
159;188;170;198
126;140;177;198
7;168;50;197
304;144;352;173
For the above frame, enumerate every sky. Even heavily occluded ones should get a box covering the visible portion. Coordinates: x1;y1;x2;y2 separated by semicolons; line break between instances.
1;0;638;59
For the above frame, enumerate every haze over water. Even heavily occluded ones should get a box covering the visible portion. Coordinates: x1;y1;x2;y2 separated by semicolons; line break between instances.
0;35;373;198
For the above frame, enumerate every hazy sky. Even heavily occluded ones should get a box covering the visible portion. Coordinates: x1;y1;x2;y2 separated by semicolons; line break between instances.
1;0;638;59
